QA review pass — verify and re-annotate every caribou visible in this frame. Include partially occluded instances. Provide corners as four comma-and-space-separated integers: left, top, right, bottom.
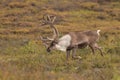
40, 15, 103, 60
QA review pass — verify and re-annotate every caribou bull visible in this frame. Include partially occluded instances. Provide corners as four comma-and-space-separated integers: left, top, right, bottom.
40, 15, 103, 60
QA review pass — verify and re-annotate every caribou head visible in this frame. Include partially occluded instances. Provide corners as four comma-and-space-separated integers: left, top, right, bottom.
40, 15, 60, 52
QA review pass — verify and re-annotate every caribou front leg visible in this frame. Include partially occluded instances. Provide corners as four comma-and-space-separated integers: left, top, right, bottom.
72, 47, 82, 59
66, 50, 71, 60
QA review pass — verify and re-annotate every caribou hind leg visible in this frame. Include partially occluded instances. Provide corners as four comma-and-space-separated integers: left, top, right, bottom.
89, 43, 103, 56
94, 43, 103, 56
89, 45, 95, 55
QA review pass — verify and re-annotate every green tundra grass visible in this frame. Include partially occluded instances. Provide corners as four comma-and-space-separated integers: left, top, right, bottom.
0, 0, 120, 80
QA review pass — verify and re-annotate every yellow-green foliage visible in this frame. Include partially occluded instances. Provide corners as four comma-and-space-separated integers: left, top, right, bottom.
0, 0, 120, 80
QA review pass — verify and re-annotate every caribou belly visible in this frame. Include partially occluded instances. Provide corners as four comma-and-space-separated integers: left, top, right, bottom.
55, 34, 71, 52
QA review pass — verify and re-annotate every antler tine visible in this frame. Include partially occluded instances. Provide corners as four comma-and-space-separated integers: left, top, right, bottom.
52, 26, 59, 39
42, 14, 56, 24
40, 36, 53, 41
47, 15, 56, 24
47, 37, 54, 41
40, 36, 46, 41
42, 14, 50, 24
47, 15, 59, 40
40, 36, 51, 48
51, 16, 56, 23
43, 14, 47, 21
47, 15, 52, 22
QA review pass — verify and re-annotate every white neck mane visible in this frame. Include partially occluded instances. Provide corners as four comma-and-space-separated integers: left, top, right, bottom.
55, 34, 71, 52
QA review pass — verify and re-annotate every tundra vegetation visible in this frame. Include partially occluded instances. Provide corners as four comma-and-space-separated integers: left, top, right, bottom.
0, 0, 120, 80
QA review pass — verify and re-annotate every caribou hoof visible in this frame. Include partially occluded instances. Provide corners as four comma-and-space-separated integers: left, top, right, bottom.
77, 56, 82, 59
72, 56, 82, 59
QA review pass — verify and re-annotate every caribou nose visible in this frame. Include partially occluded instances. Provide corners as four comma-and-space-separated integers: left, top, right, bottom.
47, 48, 51, 52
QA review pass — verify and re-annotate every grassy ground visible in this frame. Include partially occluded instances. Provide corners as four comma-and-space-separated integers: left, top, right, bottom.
0, 0, 120, 80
